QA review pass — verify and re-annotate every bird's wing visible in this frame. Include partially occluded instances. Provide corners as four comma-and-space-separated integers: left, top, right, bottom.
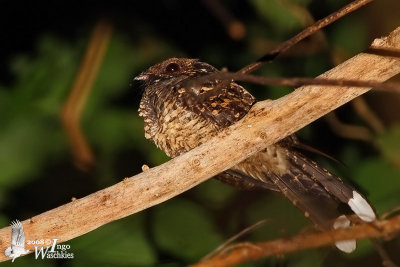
231, 146, 349, 229
10, 220, 25, 246
290, 152, 376, 222
232, 144, 376, 253
216, 170, 280, 191
4, 246, 13, 257
275, 149, 375, 252
179, 79, 256, 127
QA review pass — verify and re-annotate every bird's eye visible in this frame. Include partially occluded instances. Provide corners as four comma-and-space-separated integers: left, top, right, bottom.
165, 62, 180, 73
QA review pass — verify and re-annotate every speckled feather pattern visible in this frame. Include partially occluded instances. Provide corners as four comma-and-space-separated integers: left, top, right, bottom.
140, 81, 252, 157
136, 58, 375, 241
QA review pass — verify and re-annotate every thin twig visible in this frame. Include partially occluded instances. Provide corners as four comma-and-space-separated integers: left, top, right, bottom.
382, 206, 400, 220
184, 72, 400, 94
192, 216, 400, 267
352, 97, 385, 134
370, 239, 398, 267
61, 20, 113, 170
202, 219, 269, 260
239, 0, 373, 74
325, 112, 373, 142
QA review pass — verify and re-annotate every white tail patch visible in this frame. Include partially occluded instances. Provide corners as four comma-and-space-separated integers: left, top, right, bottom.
348, 191, 376, 222
333, 215, 356, 253
335, 240, 356, 253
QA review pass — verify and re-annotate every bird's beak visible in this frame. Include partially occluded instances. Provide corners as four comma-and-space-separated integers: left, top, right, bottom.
134, 72, 149, 81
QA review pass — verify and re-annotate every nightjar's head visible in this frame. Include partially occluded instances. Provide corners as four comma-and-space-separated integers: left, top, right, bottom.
137, 57, 256, 154
134, 58, 218, 87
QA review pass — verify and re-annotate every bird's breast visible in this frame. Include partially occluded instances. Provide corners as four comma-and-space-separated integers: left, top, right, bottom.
149, 102, 221, 158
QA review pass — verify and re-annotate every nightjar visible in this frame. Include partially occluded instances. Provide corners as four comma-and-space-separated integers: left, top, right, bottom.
135, 57, 376, 252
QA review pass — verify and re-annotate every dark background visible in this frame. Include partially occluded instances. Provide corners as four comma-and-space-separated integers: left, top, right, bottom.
1, 0, 400, 266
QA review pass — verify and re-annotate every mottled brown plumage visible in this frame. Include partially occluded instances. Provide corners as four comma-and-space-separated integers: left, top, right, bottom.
136, 58, 376, 252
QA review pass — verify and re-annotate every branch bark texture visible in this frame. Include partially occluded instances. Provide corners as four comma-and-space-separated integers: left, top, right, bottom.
0, 27, 399, 263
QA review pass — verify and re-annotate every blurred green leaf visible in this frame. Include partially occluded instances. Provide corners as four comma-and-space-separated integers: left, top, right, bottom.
153, 199, 223, 261
329, 16, 368, 54
376, 125, 400, 167
69, 216, 155, 266
246, 194, 308, 241
250, 0, 308, 35
0, 115, 66, 188
192, 179, 237, 209
0, 36, 79, 188
353, 158, 400, 214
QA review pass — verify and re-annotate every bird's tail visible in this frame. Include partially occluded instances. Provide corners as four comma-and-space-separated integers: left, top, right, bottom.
269, 150, 376, 253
